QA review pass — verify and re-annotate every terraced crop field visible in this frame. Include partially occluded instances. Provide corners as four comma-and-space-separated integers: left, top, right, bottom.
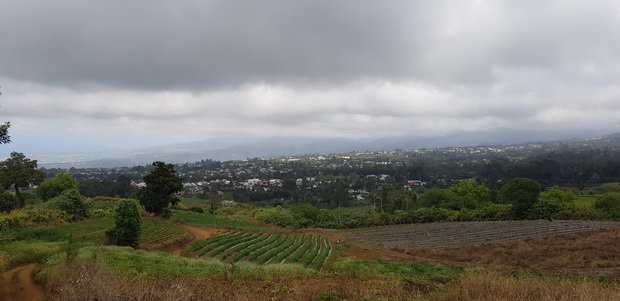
343, 220, 620, 249
189, 231, 332, 270
43, 217, 185, 244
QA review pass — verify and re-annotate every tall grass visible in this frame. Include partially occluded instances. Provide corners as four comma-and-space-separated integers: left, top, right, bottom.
442, 270, 620, 301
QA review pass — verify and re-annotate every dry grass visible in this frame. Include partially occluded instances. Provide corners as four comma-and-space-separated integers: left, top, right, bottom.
0, 251, 8, 273
409, 226, 620, 277
43, 261, 620, 301
440, 270, 620, 301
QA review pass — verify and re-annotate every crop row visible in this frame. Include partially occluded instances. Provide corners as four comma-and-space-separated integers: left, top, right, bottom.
190, 231, 331, 270
139, 218, 186, 245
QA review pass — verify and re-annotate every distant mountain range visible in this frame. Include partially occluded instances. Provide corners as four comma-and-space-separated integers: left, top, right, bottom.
35, 129, 618, 168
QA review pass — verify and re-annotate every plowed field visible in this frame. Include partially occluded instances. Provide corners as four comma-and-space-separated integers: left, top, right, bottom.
343, 220, 620, 249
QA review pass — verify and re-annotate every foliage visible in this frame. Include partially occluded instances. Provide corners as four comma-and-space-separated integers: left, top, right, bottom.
137, 161, 183, 218
43, 189, 88, 218
0, 152, 45, 208
107, 199, 142, 248
593, 192, 620, 219
0, 188, 14, 212
540, 186, 577, 203
37, 172, 79, 201
498, 178, 541, 217
0, 121, 9, 144
0, 207, 69, 231
254, 206, 300, 228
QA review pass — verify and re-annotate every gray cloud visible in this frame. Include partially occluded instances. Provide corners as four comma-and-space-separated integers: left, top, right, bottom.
1, 0, 620, 156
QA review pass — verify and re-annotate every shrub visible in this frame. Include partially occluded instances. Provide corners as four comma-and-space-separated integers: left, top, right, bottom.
44, 189, 88, 218
0, 207, 69, 230
593, 193, 620, 219
0, 190, 15, 212
106, 199, 142, 248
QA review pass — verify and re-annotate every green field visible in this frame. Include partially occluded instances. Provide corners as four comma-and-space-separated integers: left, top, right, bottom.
189, 230, 332, 270
0, 217, 185, 245
171, 209, 273, 231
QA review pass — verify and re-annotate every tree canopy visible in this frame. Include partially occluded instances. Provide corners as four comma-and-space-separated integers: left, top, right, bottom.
137, 161, 183, 218
0, 152, 45, 208
1, 91, 10, 144
498, 177, 541, 217
37, 172, 79, 201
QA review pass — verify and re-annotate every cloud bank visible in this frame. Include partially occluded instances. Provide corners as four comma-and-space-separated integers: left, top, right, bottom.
1, 0, 619, 155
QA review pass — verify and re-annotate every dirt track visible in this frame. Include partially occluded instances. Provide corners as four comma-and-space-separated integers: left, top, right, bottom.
0, 264, 45, 301
170, 224, 218, 255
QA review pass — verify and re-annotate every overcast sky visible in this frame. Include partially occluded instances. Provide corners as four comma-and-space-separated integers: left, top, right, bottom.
1, 0, 620, 157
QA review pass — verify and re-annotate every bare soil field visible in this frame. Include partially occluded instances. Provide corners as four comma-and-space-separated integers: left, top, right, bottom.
342, 220, 620, 277
343, 220, 620, 249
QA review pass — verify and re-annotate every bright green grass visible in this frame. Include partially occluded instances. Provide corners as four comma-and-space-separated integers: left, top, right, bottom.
1, 217, 186, 245
171, 209, 270, 230
44, 245, 318, 279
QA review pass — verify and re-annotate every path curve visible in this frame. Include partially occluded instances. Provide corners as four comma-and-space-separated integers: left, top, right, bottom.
0, 263, 46, 301
170, 224, 218, 255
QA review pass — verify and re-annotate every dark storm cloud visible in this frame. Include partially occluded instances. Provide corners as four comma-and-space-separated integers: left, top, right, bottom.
0, 0, 426, 91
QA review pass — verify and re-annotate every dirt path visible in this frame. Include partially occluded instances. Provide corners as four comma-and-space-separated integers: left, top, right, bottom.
169, 224, 219, 255
0, 263, 46, 301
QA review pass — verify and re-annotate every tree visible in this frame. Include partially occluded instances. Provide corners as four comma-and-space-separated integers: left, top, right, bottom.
446, 179, 492, 208
37, 172, 79, 201
498, 178, 541, 218
107, 199, 142, 248
0, 152, 45, 208
1, 89, 10, 144
539, 186, 576, 203
593, 192, 620, 219
137, 161, 183, 218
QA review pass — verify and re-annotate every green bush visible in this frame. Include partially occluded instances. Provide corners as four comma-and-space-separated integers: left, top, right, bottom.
527, 199, 577, 219
593, 193, 620, 219
107, 199, 142, 248
0, 207, 69, 230
0, 214, 24, 231
44, 189, 88, 218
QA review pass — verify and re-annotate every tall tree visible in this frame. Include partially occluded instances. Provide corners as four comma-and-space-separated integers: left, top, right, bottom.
137, 161, 183, 218
0, 152, 45, 208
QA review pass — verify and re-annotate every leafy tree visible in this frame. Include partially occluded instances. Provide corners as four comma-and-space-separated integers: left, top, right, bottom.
37, 172, 79, 201
0, 152, 45, 208
1, 90, 10, 144
0, 121, 9, 144
107, 199, 141, 248
137, 161, 183, 218
539, 186, 576, 203
593, 192, 620, 219
44, 189, 87, 218
446, 179, 492, 208
498, 178, 541, 218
